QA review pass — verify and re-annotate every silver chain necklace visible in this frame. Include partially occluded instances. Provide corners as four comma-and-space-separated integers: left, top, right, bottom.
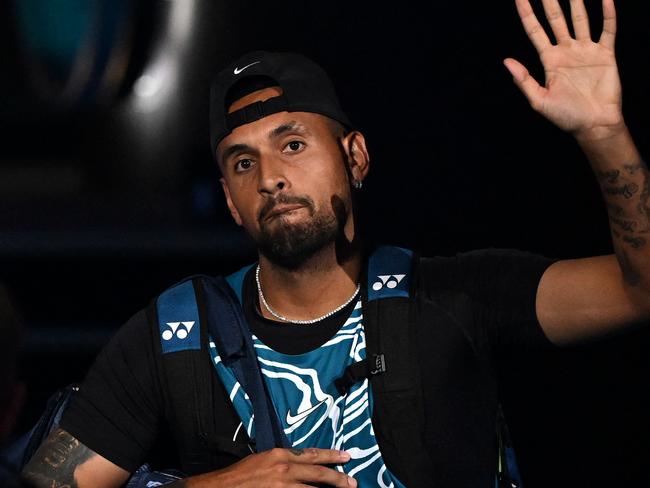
255, 264, 360, 325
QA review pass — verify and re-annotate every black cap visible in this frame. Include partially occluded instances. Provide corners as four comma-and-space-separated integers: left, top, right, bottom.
209, 50, 353, 159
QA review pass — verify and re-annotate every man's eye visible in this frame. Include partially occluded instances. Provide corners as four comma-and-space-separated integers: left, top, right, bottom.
235, 159, 254, 172
285, 140, 305, 152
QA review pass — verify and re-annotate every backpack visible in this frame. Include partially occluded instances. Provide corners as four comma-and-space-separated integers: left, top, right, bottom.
155, 245, 523, 487
4, 245, 522, 487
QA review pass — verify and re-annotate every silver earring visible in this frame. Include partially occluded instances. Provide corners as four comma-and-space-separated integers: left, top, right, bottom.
353, 180, 363, 190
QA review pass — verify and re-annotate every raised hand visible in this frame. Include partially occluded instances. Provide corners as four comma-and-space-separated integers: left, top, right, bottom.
504, 0, 624, 140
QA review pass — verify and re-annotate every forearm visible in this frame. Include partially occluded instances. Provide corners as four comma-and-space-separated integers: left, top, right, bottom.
578, 125, 650, 299
163, 447, 355, 487
22, 428, 129, 488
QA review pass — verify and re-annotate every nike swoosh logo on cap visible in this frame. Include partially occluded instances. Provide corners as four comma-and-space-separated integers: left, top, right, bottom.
233, 61, 261, 75
286, 399, 328, 426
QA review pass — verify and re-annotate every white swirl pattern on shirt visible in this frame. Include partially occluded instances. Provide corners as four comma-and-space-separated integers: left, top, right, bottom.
208, 299, 404, 488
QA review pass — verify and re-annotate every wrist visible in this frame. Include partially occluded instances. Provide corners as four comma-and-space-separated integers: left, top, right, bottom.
574, 120, 628, 144
576, 122, 642, 171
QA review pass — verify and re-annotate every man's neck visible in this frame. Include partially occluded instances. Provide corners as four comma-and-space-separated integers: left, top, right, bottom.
257, 244, 362, 323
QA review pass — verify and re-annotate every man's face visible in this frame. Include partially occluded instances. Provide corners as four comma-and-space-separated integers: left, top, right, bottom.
216, 87, 365, 270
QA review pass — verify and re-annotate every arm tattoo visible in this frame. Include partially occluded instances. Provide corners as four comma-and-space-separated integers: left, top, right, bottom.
609, 215, 637, 233
601, 161, 650, 286
624, 163, 644, 175
623, 235, 647, 249
604, 182, 639, 199
22, 428, 97, 488
637, 166, 650, 227
598, 169, 620, 183
290, 448, 305, 456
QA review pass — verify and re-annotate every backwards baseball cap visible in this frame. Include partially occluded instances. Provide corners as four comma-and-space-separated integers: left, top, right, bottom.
209, 50, 353, 159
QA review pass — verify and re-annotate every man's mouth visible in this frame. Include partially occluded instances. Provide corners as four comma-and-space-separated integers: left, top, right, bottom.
264, 204, 306, 221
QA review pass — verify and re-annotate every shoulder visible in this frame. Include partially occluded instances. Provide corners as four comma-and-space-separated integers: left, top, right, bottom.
414, 247, 558, 295
94, 274, 210, 365
153, 267, 256, 351
101, 307, 153, 353
417, 247, 554, 265
107, 276, 206, 339
416, 247, 556, 273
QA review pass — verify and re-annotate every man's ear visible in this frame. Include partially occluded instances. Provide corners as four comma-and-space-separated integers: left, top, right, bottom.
342, 130, 370, 184
220, 177, 243, 226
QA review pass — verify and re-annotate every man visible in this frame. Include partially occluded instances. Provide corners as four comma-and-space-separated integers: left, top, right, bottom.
22, 0, 650, 486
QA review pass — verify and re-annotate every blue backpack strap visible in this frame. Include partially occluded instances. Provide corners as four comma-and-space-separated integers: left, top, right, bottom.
360, 245, 435, 487
157, 275, 255, 475
364, 246, 523, 488
367, 245, 413, 301
156, 271, 288, 464
203, 271, 289, 452
155, 276, 217, 474
334, 246, 415, 396
157, 279, 201, 354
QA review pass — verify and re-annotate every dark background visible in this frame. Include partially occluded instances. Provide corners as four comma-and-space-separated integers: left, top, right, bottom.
1, 0, 649, 485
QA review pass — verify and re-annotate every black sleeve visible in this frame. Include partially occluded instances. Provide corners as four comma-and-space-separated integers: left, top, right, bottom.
417, 248, 559, 353
59, 308, 164, 472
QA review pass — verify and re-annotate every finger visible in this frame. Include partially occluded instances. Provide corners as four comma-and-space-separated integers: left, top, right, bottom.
503, 58, 547, 112
569, 0, 591, 40
599, 0, 617, 50
279, 447, 351, 465
541, 0, 572, 42
290, 464, 357, 488
515, 0, 552, 53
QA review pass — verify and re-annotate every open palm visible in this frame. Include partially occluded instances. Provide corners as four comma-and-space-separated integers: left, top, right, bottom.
505, 0, 623, 137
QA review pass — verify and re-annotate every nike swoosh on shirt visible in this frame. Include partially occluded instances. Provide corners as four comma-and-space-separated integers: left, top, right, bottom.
286, 399, 328, 426
233, 61, 261, 75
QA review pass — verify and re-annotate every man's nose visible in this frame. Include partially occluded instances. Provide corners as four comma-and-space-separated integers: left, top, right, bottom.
257, 155, 289, 195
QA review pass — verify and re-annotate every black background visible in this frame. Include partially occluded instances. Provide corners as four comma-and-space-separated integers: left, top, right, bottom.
1, 0, 650, 485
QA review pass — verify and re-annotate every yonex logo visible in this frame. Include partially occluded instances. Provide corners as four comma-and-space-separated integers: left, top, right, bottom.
161, 321, 195, 341
372, 274, 406, 291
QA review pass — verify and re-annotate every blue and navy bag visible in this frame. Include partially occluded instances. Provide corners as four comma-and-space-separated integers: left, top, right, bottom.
154, 245, 523, 487
4, 245, 523, 487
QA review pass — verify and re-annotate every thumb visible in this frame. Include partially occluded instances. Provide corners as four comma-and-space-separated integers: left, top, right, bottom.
503, 57, 546, 111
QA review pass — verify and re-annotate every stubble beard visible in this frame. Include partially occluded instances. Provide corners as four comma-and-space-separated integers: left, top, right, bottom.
256, 200, 344, 271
